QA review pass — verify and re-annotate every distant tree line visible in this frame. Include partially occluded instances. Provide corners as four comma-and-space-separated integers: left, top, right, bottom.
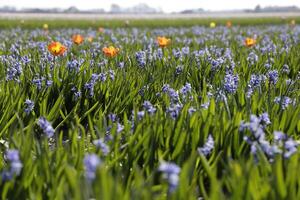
0, 4, 299, 14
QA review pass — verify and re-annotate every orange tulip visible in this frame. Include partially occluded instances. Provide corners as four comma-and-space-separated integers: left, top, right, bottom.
244, 37, 256, 47
72, 34, 84, 45
226, 21, 232, 28
102, 46, 119, 57
48, 42, 67, 56
157, 36, 171, 48
98, 27, 104, 33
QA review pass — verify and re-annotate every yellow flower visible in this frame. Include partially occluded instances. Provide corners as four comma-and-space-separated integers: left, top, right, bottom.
72, 34, 84, 45
43, 23, 48, 30
210, 22, 216, 28
157, 36, 171, 48
290, 19, 296, 27
102, 46, 119, 57
125, 20, 130, 26
244, 37, 256, 47
48, 42, 67, 56
87, 36, 93, 42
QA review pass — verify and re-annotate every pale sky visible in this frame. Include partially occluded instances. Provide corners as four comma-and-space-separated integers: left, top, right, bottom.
1, 0, 300, 12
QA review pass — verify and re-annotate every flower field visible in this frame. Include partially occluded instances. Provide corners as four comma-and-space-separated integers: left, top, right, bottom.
0, 19, 300, 199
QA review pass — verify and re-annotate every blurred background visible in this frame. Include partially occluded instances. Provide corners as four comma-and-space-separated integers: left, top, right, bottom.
0, 0, 300, 19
